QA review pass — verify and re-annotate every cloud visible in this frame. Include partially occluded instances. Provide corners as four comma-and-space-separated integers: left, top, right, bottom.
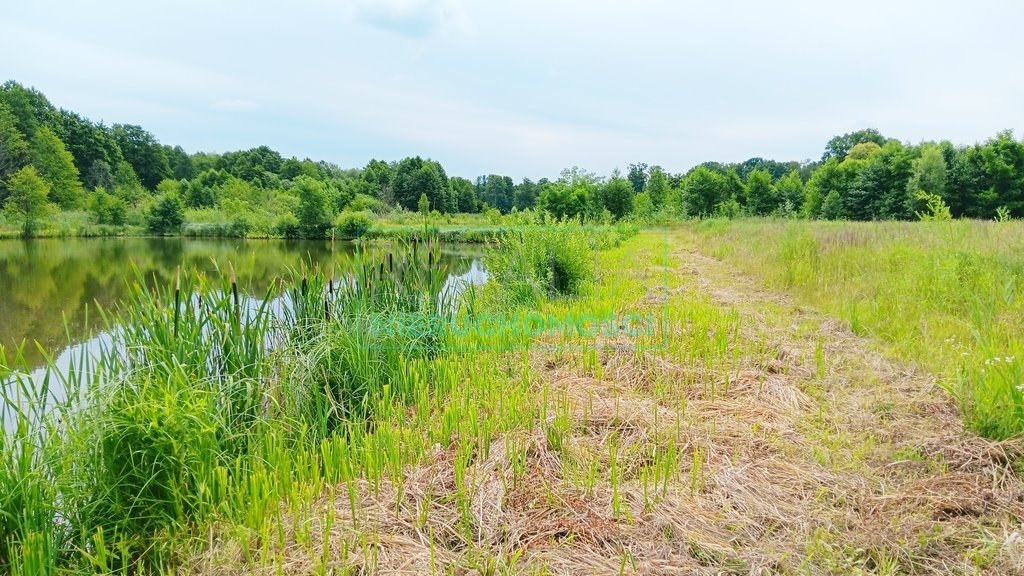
211, 99, 259, 111
350, 0, 471, 38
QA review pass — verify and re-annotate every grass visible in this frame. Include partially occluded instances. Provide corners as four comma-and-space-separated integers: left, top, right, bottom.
687, 218, 1024, 439
3, 220, 1024, 574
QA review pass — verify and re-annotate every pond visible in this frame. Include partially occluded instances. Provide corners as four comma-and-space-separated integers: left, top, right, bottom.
0, 237, 486, 374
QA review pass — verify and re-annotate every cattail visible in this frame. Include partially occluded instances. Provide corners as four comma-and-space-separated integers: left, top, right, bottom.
173, 265, 181, 338
230, 262, 240, 325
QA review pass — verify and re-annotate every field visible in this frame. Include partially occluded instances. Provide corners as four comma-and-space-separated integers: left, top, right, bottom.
3, 221, 1024, 574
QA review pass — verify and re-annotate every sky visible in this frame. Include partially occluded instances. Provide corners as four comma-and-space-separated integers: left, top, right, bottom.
2, 0, 1023, 180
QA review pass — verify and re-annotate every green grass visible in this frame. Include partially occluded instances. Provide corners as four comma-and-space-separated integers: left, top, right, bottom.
688, 218, 1024, 439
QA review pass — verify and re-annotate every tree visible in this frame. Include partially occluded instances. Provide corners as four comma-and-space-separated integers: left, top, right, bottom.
450, 176, 478, 212
820, 190, 845, 220
907, 144, 948, 211
0, 103, 29, 203
477, 174, 515, 213
743, 169, 776, 216
54, 110, 124, 184
845, 142, 882, 161
627, 162, 648, 192
361, 159, 393, 201
681, 166, 730, 217
632, 191, 655, 220
5, 165, 54, 236
293, 176, 332, 237
30, 126, 83, 208
392, 157, 452, 212
599, 171, 634, 219
147, 193, 185, 235
774, 170, 805, 214
538, 181, 589, 220
113, 160, 146, 207
0, 81, 57, 138
821, 128, 889, 162
166, 145, 195, 180
802, 158, 844, 218
646, 166, 669, 208
112, 124, 171, 189
86, 160, 115, 191
513, 178, 540, 211
979, 130, 1024, 217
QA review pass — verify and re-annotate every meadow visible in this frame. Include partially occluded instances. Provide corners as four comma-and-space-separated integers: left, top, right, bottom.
3, 220, 1024, 575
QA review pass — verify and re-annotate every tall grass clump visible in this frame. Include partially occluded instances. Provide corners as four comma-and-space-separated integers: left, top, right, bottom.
63, 266, 279, 569
1, 348, 61, 575
484, 218, 637, 306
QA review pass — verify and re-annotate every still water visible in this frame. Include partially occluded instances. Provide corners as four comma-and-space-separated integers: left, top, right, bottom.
0, 237, 486, 373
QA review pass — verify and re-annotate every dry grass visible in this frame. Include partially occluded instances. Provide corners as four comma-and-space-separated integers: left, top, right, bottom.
186, 230, 1024, 575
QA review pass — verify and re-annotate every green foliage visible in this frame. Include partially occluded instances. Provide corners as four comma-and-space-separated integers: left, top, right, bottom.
274, 211, 301, 238
820, 190, 845, 220
822, 128, 889, 161
914, 191, 952, 221
682, 166, 730, 217
451, 176, 478, 212
485, 222, 595, 305
4, 165, 53, 236
293, 176, 333, 238
112, 124, 171, 190
418, 192, 430, 216
845, 142, 882, 160
477, 174, 515, 213
393, 156, 452, 213
146, 193, 185, 235
0, 102, 29, 194
646, 165, 669, 208
627, 162, 648, 192
335, 210, 373, 238
347, 192, 387, 214
88, 187, 128, 225
774, 170, 805, 215
632, 191, 655, 220
907, 144, 947, 202
484, 207, 501, 225
599, 172, 634, 220
743, 169, 776, 216
715, 196, 743, 218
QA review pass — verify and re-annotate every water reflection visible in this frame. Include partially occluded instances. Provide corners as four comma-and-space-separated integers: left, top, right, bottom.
0, 237, 484, 371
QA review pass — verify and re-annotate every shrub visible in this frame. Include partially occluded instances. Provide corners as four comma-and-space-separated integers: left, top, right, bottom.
335, 210, 373, 239
485, 224, 595, 305
274, 212, 301, 238
146, 193, 185, 235
347, 193, 387, 214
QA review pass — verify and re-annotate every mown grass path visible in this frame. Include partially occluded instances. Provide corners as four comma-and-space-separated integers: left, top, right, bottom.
190, 230, 1024, 575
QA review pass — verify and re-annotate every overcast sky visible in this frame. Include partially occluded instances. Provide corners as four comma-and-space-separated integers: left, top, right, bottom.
3, 0, 1023, 180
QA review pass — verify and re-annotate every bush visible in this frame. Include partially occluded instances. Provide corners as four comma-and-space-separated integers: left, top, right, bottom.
335, 210, 373, 239
146, 193, 185, 235
485, 224, 595, 305
274, 212, 301, 238
347, 193, 388, 214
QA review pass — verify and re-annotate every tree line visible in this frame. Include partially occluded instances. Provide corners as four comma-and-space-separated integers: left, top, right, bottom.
2, 80, 1023, 237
